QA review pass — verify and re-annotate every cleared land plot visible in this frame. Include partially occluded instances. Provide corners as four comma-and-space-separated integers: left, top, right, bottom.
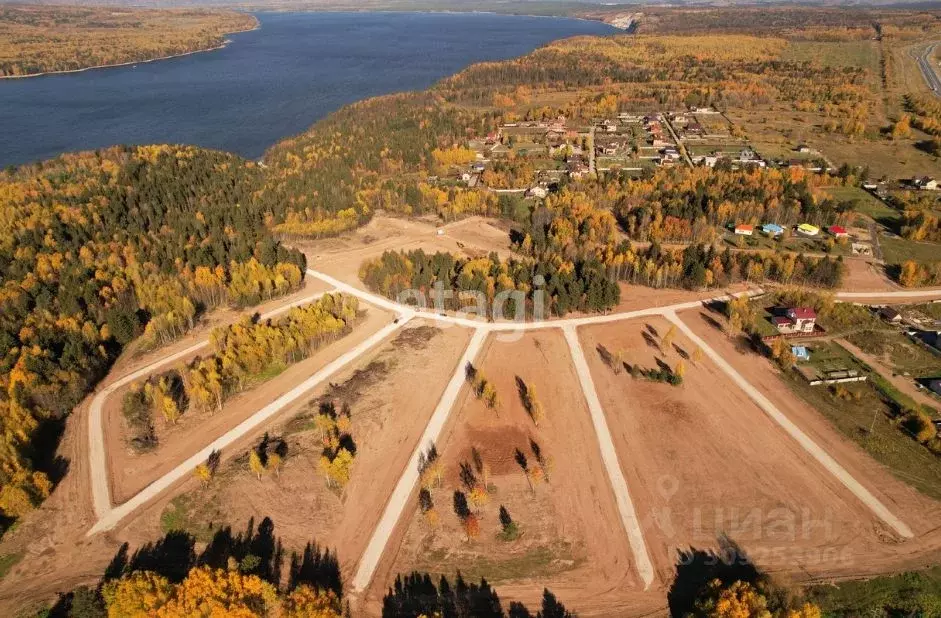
781, 40, 881, 72
845, 329, 941, 379
157, 321, 472, 577
374, 330, 640, 615
578, 317, 899, 581
105, 305, 394, 503
680, 308, 941, 529
301, 216, 516, 288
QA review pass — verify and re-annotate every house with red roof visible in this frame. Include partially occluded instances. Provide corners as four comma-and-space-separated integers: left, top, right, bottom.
773, 307, 817, 334
827, 225, 848, 238
734, 224, 754, 236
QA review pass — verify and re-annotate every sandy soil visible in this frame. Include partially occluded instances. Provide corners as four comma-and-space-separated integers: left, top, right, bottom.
577, 316, 939, 587
841, 259, 898, 293
365, 330, 658, 617
154, 322, 473, 569
0, 321, 471, 613
105, 305, 394, 504
299, 215, 517, 288
674, 309, 941, 569
613, 282, 754, 314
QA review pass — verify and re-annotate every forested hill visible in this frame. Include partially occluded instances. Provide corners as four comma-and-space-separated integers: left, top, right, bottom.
0, 5, 256, 77
0, 146, 305, 522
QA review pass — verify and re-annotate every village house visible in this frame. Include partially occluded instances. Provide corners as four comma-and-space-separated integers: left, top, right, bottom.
567, 159, 590, 178
762, 223, 784, 237
797, 223, 819, 237
827, 225, 849, 238
734, 224, 754, 236
773, 307, 817, 334
912, 176, 939, 191
526, 185, 548, 199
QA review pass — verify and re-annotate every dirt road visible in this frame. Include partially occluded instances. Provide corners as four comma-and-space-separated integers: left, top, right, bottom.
89, 315, 409, 534
563, 325, 655, 590
350, 328, 488, 593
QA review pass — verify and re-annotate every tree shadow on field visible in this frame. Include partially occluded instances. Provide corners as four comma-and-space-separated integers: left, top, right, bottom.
668, 536, 762, 616
673, 343, 689, 359
127, 530, 196, 583
198, 516, 283, 584
642, 330, 661, 351
646, 323, 660, 338
700, 311, 723, 332
595, 344, 613, 369
289, 541, 342, 596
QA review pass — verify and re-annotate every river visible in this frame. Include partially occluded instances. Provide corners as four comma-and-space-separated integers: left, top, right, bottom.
0, 11, 615, 168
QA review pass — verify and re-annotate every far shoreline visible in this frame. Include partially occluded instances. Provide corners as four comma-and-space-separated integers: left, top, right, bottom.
0, 19, 259, 81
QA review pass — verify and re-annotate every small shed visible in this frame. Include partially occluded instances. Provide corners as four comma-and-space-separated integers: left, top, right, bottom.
879, 306, 902, 323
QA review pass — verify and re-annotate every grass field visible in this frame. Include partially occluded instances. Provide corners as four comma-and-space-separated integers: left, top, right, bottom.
780, 366, 941, 501
0, 552, 21, 581
823, 186, 900, 227
781, 40, 881, 72
881, 235, 941, 265
911, 302, 941, 320
846, 329, 941, 378
805, 564, 941, 614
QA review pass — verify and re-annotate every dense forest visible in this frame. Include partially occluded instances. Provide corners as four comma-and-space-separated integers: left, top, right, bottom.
0, 146, 305, 523
0, 5, 256, 77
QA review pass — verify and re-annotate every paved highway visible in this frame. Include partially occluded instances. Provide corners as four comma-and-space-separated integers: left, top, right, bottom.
912, 42, 941, 97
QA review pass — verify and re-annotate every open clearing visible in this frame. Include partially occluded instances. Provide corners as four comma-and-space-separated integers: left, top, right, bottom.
299, 215, 518, 288
676, 310, 941, 550
105, 304, 394, 504
157, 321, 473, 576
577, 316, 932, 583
366, 330, 651, 617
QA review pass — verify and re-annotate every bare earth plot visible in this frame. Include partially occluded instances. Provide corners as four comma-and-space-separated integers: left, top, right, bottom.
156, 321, 473, 573
577, 317, 914, 584
300, 216, 515, 287
676, 309, 941, 568
105, 304, 393, 503
841, 259, 898, 293
365, 330, 653, 618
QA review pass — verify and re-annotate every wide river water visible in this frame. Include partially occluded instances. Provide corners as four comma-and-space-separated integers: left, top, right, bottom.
0, 11, 615, 168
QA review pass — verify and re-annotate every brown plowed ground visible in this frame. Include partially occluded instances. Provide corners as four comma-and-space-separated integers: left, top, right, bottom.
365, 330, 656, 618
150, 322, 472, 572
106, 305, 393, 503
0, 321, 471, 614
578, 316, 928, 587
672, 309, 941, 573
841, 259, 898, 292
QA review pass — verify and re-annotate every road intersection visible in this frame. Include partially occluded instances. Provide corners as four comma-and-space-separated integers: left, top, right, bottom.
84, 267, 941, 594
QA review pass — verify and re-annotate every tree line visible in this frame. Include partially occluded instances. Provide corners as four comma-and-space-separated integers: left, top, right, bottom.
360, 249, 620, 318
